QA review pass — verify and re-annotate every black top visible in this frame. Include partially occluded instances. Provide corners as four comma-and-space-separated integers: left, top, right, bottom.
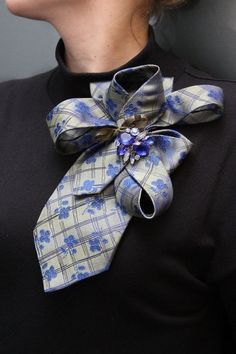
0, 24, 236, 354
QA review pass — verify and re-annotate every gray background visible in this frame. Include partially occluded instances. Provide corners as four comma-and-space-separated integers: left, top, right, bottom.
0, 0, 236, 82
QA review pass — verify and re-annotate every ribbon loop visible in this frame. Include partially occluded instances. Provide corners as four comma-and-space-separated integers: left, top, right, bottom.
47, 97, 116, 154
149, 129, 193, 173
114, 159, 173, 219
157, 85, 224, 127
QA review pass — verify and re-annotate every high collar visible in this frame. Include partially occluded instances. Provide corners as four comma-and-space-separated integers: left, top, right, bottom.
47, 25, 187, 105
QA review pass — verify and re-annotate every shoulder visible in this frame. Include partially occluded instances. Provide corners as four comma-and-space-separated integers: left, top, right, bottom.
181, 62, 236, 100
0, 69, 54, 91
0, 69, 55, 111
177, 62, 236, 132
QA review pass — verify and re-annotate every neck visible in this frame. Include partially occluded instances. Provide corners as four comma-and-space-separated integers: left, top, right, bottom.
49, 1, 150, 73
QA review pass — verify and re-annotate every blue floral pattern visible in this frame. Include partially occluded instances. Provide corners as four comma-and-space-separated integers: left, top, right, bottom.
61, 235, 78, 256
145, 151, 160, 167
106, 98, 117, 113
35, 229, 51, 250
71, 265, 90, 281
106, 163, 120, 177
42, 264, 57, 282
75, 101, 92, 115
47, 106, 60, 121
85, 155, 97, 164
54, 200, 70, 219
165, 95, 182, 113
207, 87, 223, 101
88, 232, 108, 253
80, 179, 97, 193
54, 120, 66, 136
151, 179, 168, 193
58, 176, 69, 191
123, 103, 138, 116
158, 136, 171, 152
83, 196, 105, 215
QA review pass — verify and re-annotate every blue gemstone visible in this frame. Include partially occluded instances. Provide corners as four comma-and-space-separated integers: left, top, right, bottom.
144, 136, 155, 146
117, 144, 128, 156
118, 132, 135, 146
133, 142, 150, 156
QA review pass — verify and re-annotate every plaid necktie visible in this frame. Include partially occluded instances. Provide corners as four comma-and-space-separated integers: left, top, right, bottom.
33, 64, 224, 292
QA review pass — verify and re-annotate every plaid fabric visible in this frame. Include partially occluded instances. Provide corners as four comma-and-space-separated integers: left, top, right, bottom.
33, 64, 224, 292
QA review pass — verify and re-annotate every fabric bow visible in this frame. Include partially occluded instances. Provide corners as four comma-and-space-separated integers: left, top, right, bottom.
47, 64, 223, 219
34, 64, 223, 292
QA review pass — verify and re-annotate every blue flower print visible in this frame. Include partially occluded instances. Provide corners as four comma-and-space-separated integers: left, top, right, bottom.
35, 229, 51, 250
106, 163, 119, 177
158, 136, 171, 153
151, 179, 168, 193
208, 88, 223, 101
89, 238, 101, 252
123, 177, 135, 188
80, 179, 97, 193
39, 229, 50, 243
54, 122, 63, 136
84, 196, 104, 215
55, 200, 70, 219
145, 151, 160, 167
90, 196, 104, 210
44, 265, 57, 282
124, 103, 138, 116
71, 265, 90, 281
75, 101, 92, 115
106, 98, 117, 113
61, 235, 78, 256
47, 111, 54, 121
64, 235, 78, 248
74, 272, 90, 281
85, 155, 97, 164
165, 95, 182, 113
58, 206, 70, 219
58, 175, 69, 191
47, 106, 60, 121
88, 232, 108, 253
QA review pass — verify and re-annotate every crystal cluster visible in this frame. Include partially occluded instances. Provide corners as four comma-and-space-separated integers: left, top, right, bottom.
115, 127, 154, 164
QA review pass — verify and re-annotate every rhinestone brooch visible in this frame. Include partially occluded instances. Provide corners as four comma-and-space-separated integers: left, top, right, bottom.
115, 127, 155, 164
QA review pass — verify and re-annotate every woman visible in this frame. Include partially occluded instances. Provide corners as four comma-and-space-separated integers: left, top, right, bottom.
1, 0, 236, 353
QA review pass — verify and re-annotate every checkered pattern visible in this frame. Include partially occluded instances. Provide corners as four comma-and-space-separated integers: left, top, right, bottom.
33, 64, 224, 292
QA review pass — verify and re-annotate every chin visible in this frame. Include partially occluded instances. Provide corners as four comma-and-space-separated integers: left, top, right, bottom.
5, 0, 43, 19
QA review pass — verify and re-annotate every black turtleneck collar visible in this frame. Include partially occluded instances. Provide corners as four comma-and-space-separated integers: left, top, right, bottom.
47, 24, 187, 105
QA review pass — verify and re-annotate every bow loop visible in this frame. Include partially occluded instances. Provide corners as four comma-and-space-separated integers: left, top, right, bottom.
47, 98, 116, 154
149, 129, 193, 173
157, 85, 224, 127
114, 154, 173, 219
97, 64, 166, 126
